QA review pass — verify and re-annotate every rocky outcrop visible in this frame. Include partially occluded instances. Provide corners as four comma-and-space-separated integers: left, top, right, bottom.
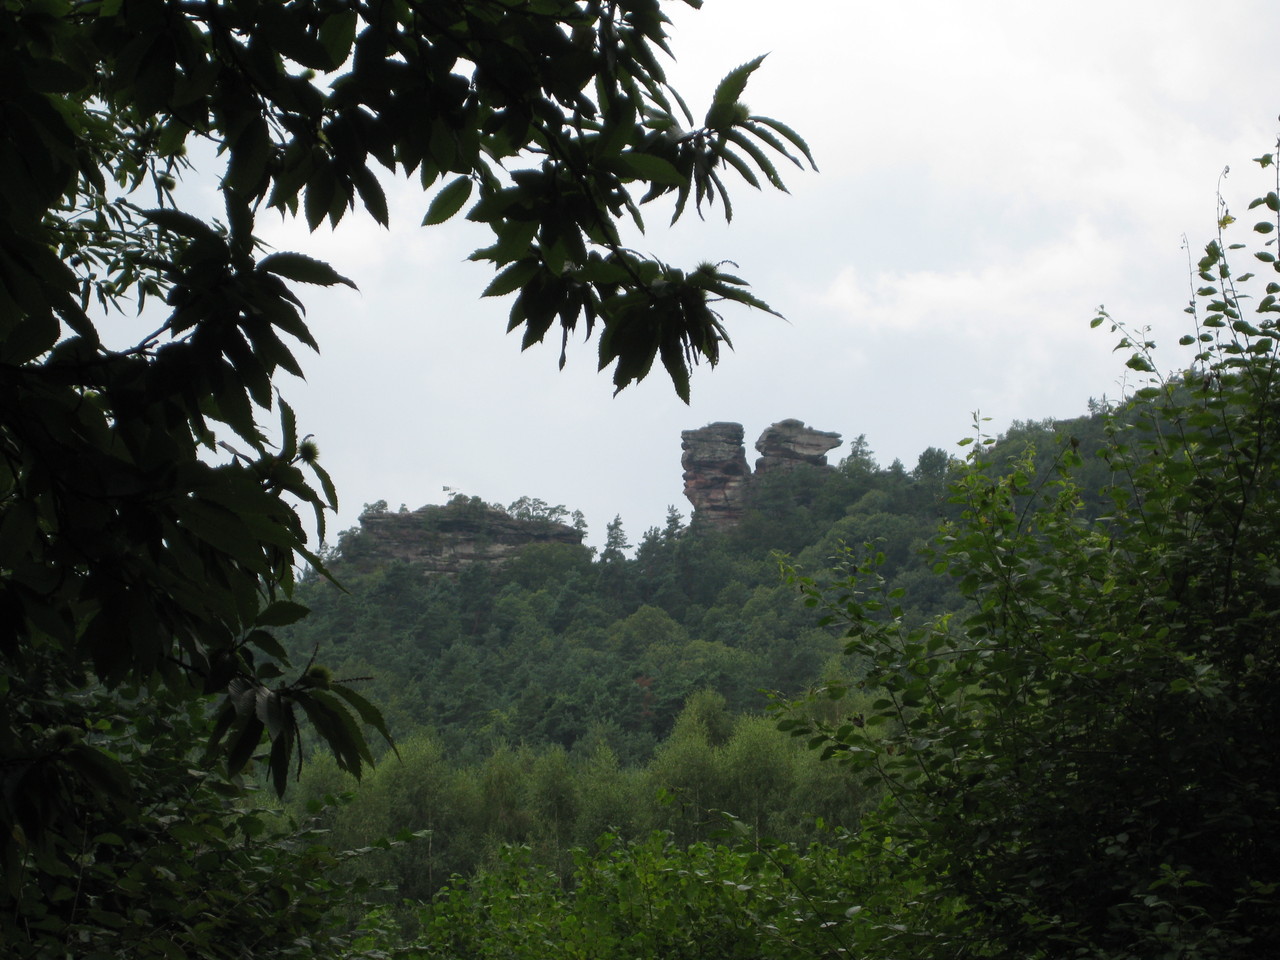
350, 419, 842, 565
683, 419, 842, 528
681, 422, 752, 527
351, 498, 582, 574
755, 419, 843, 474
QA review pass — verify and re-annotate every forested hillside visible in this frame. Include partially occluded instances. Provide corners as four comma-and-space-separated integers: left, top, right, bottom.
294, 263, 1280, 955
274, 410, 1113, 906
285, 410, 1115, 756
282, 289, 1280, 957
283, 433, 954, 758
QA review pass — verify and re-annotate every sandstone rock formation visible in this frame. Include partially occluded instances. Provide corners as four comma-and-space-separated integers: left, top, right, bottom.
351, 419, 843, 566
351, 498, 582, 574
754, 418, 843, 474
681, 422, 752, 527
682, 419, 842, 528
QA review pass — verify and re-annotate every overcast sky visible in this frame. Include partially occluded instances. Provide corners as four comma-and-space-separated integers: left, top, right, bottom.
249, 0, 1280, 550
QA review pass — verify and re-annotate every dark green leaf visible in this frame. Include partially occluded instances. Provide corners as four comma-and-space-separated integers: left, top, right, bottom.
710, 54, 766, 108
483, 260, 540, 298
258, 252, 356, 288
255, 600, 310, 628
423, 176, 474, 225
611, 151, 686, 186
750, 115, 818, 169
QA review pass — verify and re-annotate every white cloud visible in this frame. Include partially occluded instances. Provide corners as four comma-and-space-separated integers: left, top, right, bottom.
817, 218, 1126, 337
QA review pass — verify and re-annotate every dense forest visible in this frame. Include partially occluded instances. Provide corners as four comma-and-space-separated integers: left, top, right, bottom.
274, 288, 1280, 956
273, 271, 1280, 956
286, 432, 969, 762
270, 404, 1119, 920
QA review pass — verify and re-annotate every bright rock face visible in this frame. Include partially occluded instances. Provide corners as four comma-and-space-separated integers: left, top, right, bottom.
682, 419, 843, 528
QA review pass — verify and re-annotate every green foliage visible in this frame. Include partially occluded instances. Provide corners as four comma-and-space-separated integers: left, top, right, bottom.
779, 156, 1280, 956
386, 823, 930, 960
286, 700, 875, 905
0, 689, 389, 959
506, 496, 570, 525
1, 0, 807, 952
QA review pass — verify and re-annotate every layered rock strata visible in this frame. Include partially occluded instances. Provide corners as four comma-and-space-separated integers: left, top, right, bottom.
354, 500, 582, 574
755, 418, 843, 474
680, 422, 752, 527
682, 419, 842, 528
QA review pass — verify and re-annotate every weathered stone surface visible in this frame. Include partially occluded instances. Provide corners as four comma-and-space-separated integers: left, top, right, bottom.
754, 419, 842, 474
681, 422, 751, 528
681, 419, 842, 528
354, 498, 582, 574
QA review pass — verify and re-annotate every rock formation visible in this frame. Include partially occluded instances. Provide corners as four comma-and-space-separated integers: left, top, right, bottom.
350, 498, 582, 574
682, 419, 842, 528
681, 422, 752, 527
754, 418, 843, 474
351, 418, 843, 567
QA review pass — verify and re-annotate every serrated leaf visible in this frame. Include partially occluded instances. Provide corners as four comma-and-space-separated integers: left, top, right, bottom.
483, 260, 539, 298
750, 115, 818, 169
255, 600, 310, 627
660, 341, 691, 403
352, 164, 389, 227
141, 208, 219, 241
258, 252, 355, 288
206, 700, 237, 755
715, 168, 739, 220
312, 459, 338, 512
612, 151, 686, 186
710, 54, 766, 108
269, 729, 293, 797
423, 176, 474, 225
700, 279, 780, 318
330, 684, 398, 756
725, 128, 786, 191
65, 743, 134, 801
226, 116, 272, 196
245, 628, 289, 661
319, 10, 358, 68
303, 169, 335, 231
226, 712, 266, 776
298, 689, 373, 774
255, 688, 289, 739
278, 397, 298, 460
715, 146, 761, 189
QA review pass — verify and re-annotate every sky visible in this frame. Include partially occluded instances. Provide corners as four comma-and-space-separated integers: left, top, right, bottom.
246, 0, 1280, 551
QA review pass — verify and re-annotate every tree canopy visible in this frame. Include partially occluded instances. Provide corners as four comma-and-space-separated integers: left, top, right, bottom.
0, 0, 809, 954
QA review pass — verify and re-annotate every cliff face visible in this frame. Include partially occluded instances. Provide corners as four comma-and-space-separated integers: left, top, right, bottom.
682, 419, 842, 529
352, 499, 583, 574
680, 422, 752, 527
